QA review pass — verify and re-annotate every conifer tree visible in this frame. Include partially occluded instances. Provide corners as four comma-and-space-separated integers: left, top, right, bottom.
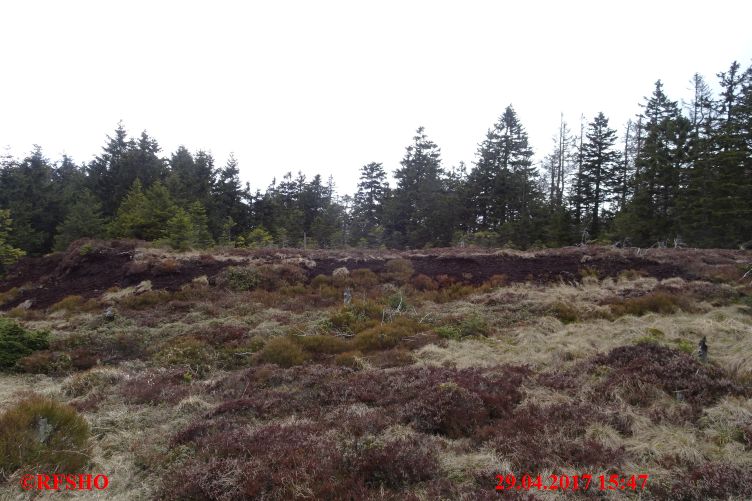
164, 208, 195, 251
54, 190, 105, 251
188, 201, 214, 248
0, 210, 25, 273
578, 112, 620, 238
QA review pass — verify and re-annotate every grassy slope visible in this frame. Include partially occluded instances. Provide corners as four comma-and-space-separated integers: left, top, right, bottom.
0, 246, 751, 500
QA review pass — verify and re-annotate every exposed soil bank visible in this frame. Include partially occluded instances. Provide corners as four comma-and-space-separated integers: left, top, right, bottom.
1, 240, 748, 310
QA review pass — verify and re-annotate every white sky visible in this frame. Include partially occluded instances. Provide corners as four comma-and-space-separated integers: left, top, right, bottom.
1, 0, 751, 195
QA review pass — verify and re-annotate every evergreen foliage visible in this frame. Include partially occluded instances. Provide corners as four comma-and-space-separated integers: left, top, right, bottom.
1, 61, 751, 254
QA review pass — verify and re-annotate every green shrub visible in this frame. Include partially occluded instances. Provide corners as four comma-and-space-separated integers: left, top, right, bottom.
216, 266, 261, 291
0, 395, 90, 481
259, 337, 307, 367
0, 318, 49, 371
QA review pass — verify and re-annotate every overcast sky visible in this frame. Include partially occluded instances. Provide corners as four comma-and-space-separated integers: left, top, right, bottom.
1, 1, 751, 194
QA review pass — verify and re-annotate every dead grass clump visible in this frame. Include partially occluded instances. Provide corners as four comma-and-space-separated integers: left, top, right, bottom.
592, 343, 746, 413
0, 395, 90, 481
610, 291, 692, 317
63, 368, 122, 398
421, 283, 490, 303
550, 301, 580, 324
335, 351, 363, 368
258, 336, 307, 367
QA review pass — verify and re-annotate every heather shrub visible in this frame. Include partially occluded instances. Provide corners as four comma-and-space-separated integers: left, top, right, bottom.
483, 403, 624, 472
409, 381, 488, 437
350, 268, 379, 287
121, 369, 190, 405
352, 436, 438, 488
258, 336, 307, 367
0, 318, 49, 371
0, 395, 90, 481
658, 462, 752, 500
591, 343, 745, 413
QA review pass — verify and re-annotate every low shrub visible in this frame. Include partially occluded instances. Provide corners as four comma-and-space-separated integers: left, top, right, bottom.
591, 343, 746, 413
382, 258, 414, 284
350, 268, 379, 288
50, 295, 100, 313
352, 436, 438, 488
657, 462, 752, 500
353, 317, 423, 352
410, 381, 488, 437
119, 290, 172, 309
0, 395, 90, 481
0, 318, 49, 371
325, 301, 382, 335
215, 266, 260, 291
295, 335, 350, 355
334, 351, 362, 368
121, 369, 191, 405
610, 291, 692, 317
154, 337, 215, 377
16, 351, 72, 375
258, 337, 307, 367
411, 273, 438, 291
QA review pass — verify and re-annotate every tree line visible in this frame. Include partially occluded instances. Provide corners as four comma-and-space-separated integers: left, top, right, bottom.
1, 60, 750, 261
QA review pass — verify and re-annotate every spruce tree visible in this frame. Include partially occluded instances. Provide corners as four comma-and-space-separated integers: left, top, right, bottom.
0, 210, 25, 273
578, 112, 620, 238
53, 190, 105, 251
164, 208, 196, 251
188, 201, 214, 248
